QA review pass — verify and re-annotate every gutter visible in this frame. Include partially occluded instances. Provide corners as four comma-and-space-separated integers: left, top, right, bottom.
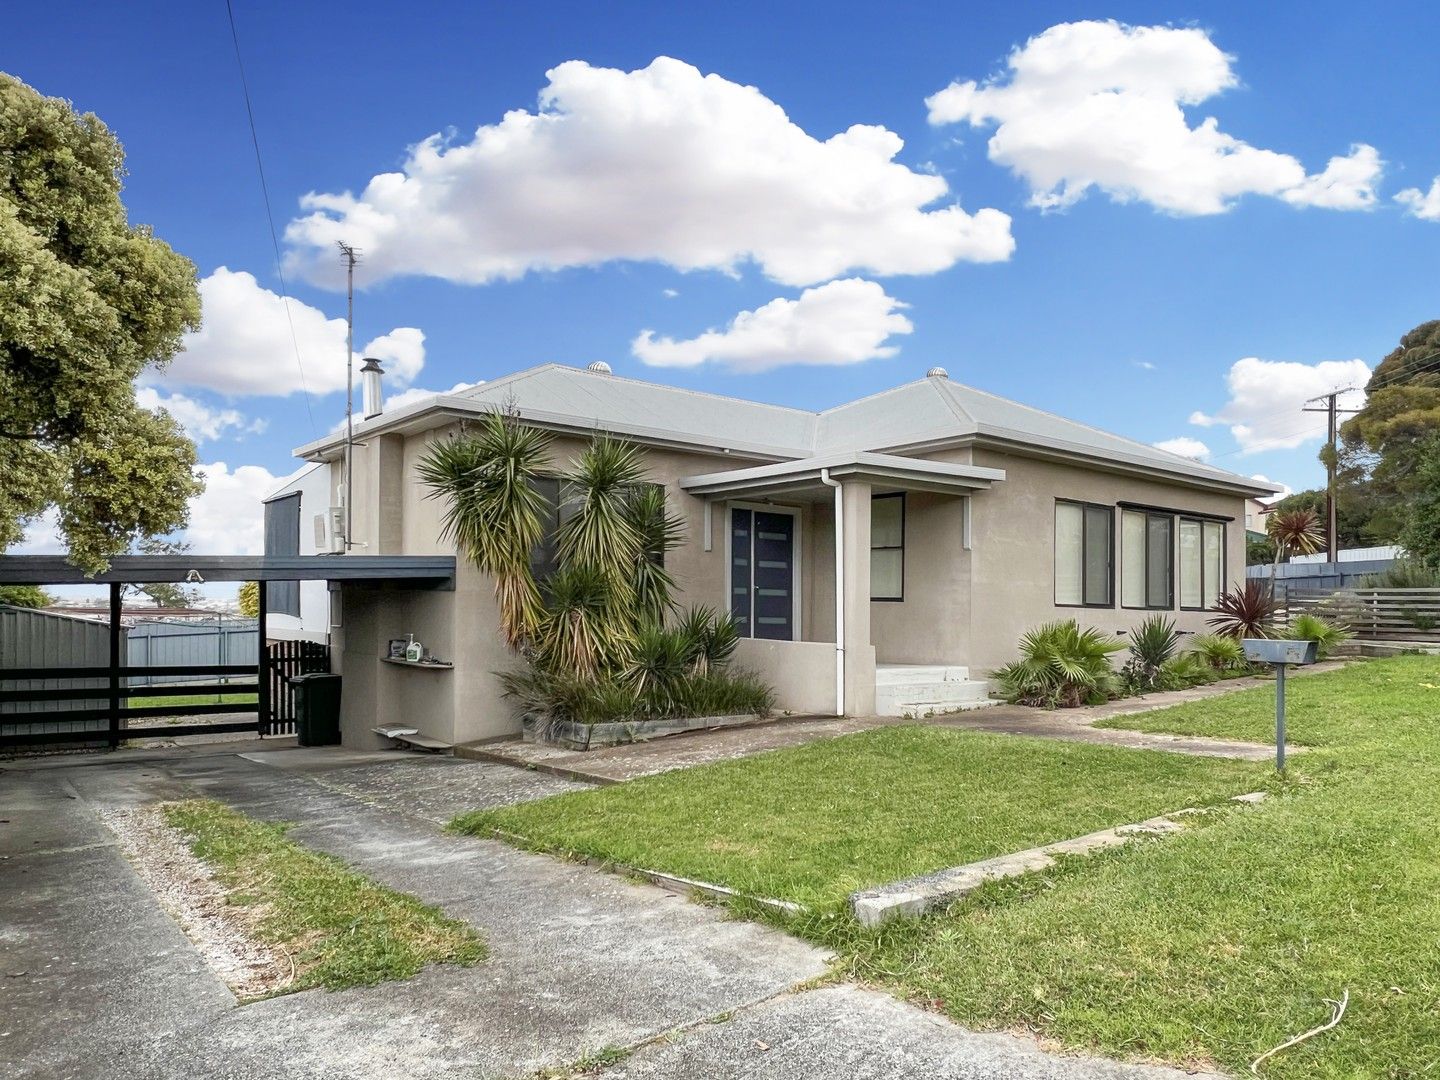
820, 468, 844, 717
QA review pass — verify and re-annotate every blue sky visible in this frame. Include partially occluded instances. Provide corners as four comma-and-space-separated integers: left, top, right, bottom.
8, 1, 1440, 560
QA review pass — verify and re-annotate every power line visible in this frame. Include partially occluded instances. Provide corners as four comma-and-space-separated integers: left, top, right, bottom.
224, 0, 317, 435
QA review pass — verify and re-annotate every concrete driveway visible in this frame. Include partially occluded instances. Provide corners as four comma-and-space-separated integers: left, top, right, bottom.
0, 745, 1219, 1079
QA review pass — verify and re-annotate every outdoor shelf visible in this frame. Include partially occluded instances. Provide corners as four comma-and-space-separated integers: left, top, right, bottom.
381, 657, 454, 670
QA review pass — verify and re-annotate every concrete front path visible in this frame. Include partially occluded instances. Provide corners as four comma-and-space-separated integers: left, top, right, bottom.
0, 746, 1219, 1080
463, 664, 1343, 783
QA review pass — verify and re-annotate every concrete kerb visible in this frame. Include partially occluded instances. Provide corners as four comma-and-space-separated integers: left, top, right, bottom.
850, 791, 1270, 928
478, 825, 805, 917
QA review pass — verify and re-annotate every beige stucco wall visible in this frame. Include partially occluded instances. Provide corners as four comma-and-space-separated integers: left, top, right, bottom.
868, 490, 972, 666
733, 637, 840, 715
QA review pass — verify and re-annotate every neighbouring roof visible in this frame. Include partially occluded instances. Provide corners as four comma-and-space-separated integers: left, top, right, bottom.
292, 363, 1278, 498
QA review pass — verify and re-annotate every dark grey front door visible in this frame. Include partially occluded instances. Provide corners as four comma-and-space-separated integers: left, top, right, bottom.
730, 508, 795, 641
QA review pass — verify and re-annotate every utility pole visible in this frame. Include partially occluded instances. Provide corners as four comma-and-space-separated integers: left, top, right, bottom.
337, 242, 361, 551
1303, 388, 1361, 562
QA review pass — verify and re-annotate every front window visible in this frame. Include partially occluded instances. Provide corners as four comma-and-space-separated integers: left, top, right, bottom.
870, 493, 905, 601
1055, 501, 1113, 607
1180, 518, 1225, 609
1122, 510, 1174, 609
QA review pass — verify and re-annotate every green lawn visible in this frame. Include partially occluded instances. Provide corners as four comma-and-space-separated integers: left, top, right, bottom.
838, 657, 1440, 1077
453, 725, 1261, 909
165, 799, 484, 995
128, 691, 258, 708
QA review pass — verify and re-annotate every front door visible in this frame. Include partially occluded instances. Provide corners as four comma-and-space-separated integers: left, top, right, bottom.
730, 507, 796, 640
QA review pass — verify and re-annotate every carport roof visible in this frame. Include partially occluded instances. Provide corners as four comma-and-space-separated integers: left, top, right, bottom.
0, 554, 456, 587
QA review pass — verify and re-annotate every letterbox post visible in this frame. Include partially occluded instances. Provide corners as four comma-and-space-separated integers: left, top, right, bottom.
1274, 661, 1286, 773
1242, 639, 1317, 776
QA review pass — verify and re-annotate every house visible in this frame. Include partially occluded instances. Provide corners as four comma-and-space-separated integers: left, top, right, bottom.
286, 363, 1278, 748
261, 462, 334, 643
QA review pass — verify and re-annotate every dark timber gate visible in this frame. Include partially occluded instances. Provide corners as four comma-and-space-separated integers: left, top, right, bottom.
264, 639, 331, 736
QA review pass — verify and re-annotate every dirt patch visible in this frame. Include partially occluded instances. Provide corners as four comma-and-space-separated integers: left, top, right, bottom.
98, 804, 293, 999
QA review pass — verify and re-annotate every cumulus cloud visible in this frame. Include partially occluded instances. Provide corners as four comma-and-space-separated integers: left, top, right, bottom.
1396, 176, 1440, 221
158, 268, 426, 397
1250, 474, 1292, 503
631, 279, 913, 372
926, 21, 1382, 216
182, 461, 284, 556
284, 57, 1014, 289
1153, 436, 1211, 460
135, 387, 263, 442
1189, 356, 1371, 453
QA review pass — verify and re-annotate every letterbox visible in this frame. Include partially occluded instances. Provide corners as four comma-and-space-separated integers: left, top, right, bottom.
1241, 638, 1318, 666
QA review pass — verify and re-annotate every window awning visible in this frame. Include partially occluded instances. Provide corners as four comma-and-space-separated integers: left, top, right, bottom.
679, 451, 1004, 500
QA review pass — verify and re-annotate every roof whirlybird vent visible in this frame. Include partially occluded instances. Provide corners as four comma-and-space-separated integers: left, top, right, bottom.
587, 361, 613, 374
926, 366, 949, 379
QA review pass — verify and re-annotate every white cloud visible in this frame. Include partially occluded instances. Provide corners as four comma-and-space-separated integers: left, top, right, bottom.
284, 56, 1014, 289
662, 288, 679, 299
182, 461, 283, 556
1189, 356, 1371, 453
6, 509, 64, 555
158, 268, 426, 397
1134, 360, 1157, 371
1396, 176, 1440, 221
1250, 474, 1292, 503
135, 387, 263, 442
631, 279, 913, 372
926, 21, 1381, 216
1153, 436, 1211, 459
1281, 144, 1383, 209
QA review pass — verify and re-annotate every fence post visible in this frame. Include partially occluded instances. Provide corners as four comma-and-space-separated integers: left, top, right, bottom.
107, 583, 121, 749
257, 583, 269, 736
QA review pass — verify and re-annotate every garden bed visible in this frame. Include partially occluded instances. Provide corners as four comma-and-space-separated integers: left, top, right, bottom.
522, 710, 765, 750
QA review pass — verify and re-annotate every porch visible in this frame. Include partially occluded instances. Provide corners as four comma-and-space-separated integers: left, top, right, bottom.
680, 450, 1005, 716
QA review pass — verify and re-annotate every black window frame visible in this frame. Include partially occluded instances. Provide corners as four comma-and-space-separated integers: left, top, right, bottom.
870, 492, 906, 602
1121, 509, 1175, 611
1054, 499, 1114, 609
1178, 517, 1226, 612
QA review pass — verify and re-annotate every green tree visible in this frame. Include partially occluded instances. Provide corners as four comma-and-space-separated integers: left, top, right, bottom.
0, 584, 51, 607
237, 580, 259, 618
1338, 320, 1440, 543
1398, 435, 1440, 568
1, 74, 203, 573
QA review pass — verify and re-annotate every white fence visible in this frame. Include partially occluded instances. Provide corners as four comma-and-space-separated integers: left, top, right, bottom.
1278, 588, 1440, 642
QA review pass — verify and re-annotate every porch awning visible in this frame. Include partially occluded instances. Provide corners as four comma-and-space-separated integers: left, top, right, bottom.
679, 451, 1005, 500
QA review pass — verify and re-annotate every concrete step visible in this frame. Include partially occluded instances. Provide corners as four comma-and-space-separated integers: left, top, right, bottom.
875, 664, 971, 685
874, 677, 994, 718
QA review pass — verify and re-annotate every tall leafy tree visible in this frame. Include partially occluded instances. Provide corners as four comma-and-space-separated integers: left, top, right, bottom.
1338, 320, 1440, 542
1, 74, 202, 572
0, 584, 51, 608
1398, 435, 1440, 568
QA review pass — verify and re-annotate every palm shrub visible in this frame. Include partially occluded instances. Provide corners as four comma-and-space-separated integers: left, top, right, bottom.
1158, 651, 1215, 690
1120, 615, 1181, 692
1189, 632, 1247, 671
1208, 580, 1278, 639
417, 411, 551, 647
674, 604, 740, 674
992, 620, 1125, 708
1289, 613, 1353, 660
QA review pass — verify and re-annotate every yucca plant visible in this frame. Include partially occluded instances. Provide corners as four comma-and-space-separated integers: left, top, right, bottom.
534, 563, 625, 679
558, 435, 647, 598
1289, 613, 1353, 660
1121, 615, 1181, 692
417, 411, 551, 647
1189, 632, 1247, 671
627, 484, 687, 625
1208, 580, 1278, 639
623, 624, 691, 710
1267, 508, 1326, 576
674, 604, 740, 675
992, 620, 1125, 708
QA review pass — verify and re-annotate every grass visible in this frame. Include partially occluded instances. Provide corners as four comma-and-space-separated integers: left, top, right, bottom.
833, 656, 1440, 1077
163, 799, 485, 994
128, 691, 257, 708
452, 725, 1262, 910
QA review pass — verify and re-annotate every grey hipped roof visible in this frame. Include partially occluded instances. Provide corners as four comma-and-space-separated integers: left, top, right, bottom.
293, 363, 1277, 497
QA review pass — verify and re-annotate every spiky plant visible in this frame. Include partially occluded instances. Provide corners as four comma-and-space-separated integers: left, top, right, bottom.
558, 436, 647, 598
1189, 632, 1247, 671
1208, 580, 1278, 639
627, 484, 687, 625
624, 624, 691, 710
534, 564, 621, 679
1289, 613, 1353, 660
1121, 615, 1182, 692
991, 620, 1125, 708
1267, 508, 1326, 573
674, 604, 740, 675
417, 412, 552, 648
1158, 651, 1214, 690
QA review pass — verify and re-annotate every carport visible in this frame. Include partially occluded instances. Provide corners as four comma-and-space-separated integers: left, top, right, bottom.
0, 554, 454, 749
